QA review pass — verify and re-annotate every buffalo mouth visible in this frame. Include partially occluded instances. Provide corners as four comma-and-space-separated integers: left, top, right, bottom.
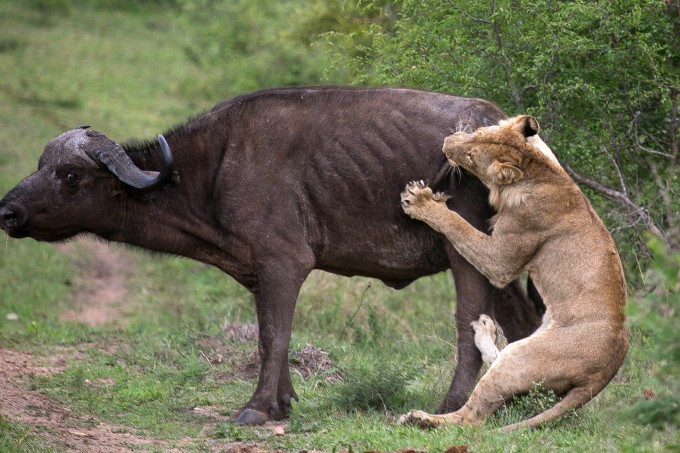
0, 220, 37, 240
1, 225, 31, 239
0, 217, 77, 242
9, 226, 78, 242
0, 202, 80, 242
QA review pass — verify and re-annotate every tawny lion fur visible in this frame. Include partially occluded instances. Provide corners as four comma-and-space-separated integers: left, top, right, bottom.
399, 115, 628, 431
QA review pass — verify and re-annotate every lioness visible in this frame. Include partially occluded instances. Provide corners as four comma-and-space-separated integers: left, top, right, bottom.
398, 115, 628, 431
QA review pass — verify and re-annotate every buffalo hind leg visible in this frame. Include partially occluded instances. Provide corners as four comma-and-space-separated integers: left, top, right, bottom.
234, 255, 312, 425
493, 279, 542, 343
438, 246, 493, 414
438, 251, 539, 413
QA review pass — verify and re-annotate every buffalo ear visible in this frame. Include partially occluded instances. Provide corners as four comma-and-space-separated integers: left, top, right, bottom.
506, 115, 539, 138
490, 161, 523, 185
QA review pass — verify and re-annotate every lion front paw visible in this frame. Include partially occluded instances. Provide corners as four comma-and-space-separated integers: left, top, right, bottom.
400, 180, 449, 220
398, 409, 443, 429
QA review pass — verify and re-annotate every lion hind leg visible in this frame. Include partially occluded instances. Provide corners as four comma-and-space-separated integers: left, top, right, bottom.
499, 385, 596, 432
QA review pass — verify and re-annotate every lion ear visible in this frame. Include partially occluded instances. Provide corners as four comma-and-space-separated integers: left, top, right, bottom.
505, 115, 539, 138
490, 161, 524, 185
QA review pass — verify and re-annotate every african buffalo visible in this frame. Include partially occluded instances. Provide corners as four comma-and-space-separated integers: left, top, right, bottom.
0, 86, 542, 425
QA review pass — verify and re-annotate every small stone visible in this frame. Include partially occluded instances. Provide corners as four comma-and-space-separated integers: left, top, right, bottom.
6, 313, 18, 321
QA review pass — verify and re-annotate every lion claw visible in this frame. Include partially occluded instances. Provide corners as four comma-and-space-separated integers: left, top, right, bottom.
398, 409, 441, 429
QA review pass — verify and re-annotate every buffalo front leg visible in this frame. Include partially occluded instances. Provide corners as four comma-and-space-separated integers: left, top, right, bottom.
234, 257, 312, 425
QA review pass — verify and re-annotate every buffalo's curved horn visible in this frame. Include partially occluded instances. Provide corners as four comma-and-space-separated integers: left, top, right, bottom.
88, 134, 174, 191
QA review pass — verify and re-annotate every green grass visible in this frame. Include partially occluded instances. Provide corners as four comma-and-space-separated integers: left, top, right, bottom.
0, 414, 60, 453
0, 1, 678, 451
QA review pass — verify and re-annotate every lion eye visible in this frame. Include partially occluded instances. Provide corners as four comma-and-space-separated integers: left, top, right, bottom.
467, 152, 474, 163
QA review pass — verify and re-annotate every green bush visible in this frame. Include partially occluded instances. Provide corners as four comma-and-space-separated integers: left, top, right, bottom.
174, 0, 335, 98
318, 0, 680, 272
626, 239, 680, 432
492, 381, 559, 428
332, 357, 417, 413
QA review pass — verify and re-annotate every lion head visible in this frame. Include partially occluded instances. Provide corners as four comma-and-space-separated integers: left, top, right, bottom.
442, 115, 562, 188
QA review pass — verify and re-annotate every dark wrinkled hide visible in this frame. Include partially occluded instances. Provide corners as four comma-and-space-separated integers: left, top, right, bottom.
0, 87, 542, 424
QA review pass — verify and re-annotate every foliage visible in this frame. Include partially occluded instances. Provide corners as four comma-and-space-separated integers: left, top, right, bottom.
626, 238, 680, 434
26, 0, 180, 13
297, 0, 401, 81
491, 381, 560, 428
320, 0, 680, 270
331, 356, 417, 412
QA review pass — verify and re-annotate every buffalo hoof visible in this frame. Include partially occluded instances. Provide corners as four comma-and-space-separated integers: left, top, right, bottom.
233, 408, 269, 426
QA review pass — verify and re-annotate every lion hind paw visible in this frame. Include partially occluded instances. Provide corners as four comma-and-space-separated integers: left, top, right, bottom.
472, 314, 500, 365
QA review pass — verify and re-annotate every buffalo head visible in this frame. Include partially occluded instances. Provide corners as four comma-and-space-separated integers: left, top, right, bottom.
0, 127, 174, 241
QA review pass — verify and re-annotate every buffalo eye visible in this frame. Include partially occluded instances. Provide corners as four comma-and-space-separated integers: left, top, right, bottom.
65, 172, 79, 187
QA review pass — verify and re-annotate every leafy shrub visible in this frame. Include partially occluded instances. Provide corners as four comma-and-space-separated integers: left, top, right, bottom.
492, 381, 559, 427
332, 357, 417, 413
625, 239, 680, 431
317, 0, 680, 273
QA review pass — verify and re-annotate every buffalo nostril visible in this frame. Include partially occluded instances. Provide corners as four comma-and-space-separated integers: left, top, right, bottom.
0, 205, 22, 228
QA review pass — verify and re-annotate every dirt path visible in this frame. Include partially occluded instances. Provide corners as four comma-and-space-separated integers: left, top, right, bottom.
57, 237, 133, 327
0, 239, 449, 452
0, 347, 283, 452
0, 238, 295, 452
0, 238, 170, 451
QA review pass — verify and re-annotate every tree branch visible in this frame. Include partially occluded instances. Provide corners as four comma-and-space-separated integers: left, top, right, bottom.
454, 2, 492, 23
629, 110, 676, 160
562, 162, 666, 240
600, 146, 627, 196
